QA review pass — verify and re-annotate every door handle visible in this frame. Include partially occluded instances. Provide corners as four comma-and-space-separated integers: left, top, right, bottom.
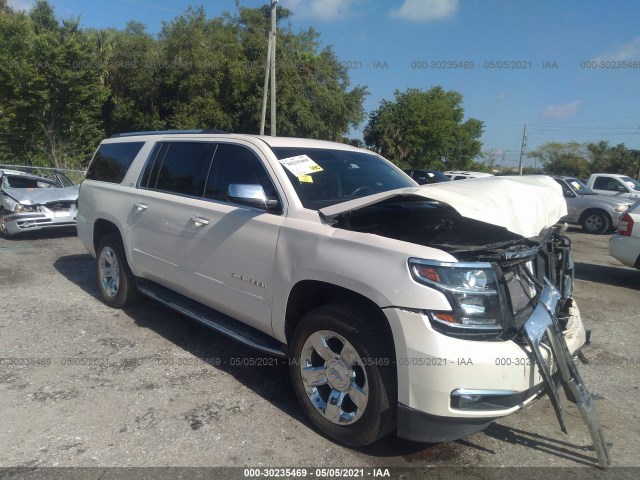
190, 215, 210, 226
135, 203, 149, 211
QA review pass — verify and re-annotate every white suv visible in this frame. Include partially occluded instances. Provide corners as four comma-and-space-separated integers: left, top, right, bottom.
77, 130, 608, 462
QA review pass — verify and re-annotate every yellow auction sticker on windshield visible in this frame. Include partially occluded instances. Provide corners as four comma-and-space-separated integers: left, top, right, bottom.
279, 155, 323, 176
298, 175, 313, 183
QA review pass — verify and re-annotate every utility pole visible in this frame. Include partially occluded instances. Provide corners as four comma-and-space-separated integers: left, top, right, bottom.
259, 25, 272, 136
518, 124, 528, 175
500, 151, 506, 173
270, 0, 277, 136
259, 1, 277, 136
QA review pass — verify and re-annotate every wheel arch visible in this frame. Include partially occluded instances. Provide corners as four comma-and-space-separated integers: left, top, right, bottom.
284, 280, 396, 359
578, 207, 611, 225
93, 219, 123, 253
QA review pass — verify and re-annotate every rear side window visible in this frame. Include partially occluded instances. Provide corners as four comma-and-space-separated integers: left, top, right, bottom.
86, 142, 145, 183
141, 142, 217, 196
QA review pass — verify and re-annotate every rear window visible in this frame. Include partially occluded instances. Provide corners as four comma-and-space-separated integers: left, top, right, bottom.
86, 142, 145, 183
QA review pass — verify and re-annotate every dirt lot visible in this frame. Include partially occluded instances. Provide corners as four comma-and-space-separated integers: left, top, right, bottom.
0, 227, 638, 473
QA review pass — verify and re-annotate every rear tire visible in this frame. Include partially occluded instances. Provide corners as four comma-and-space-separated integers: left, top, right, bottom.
581, 210, 610, 234
289, 302, 397, 447
96, 233, 142, 308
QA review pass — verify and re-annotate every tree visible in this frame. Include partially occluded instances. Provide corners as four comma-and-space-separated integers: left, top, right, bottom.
0, 1, 107, 168
527, 142, 590, 178
203, 4, 367, 139
364, 87, 483, 170
0, 1, 368, 168
528, 141, 639, 179
586, 141, 638, 177
96, 22, 164, 134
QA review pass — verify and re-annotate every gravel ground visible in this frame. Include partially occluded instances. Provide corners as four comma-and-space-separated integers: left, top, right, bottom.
0, 227, 638, 474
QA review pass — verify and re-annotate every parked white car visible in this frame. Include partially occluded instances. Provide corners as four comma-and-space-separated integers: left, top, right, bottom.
609, 200, 640, 269
587, 173, 640, 200
553, 176, 632, 234
76, 131, 608, 464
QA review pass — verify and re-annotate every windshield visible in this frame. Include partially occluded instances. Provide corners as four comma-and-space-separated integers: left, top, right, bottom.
620, 176, 640, 191
272, 147, 414, 209
566, 178, 595, 195
429, 171, 450, 183
4, 175, 56, 189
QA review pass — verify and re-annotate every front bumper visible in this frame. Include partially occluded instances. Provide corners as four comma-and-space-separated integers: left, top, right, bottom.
1, 208, 77, 235
385, 291, 585, 425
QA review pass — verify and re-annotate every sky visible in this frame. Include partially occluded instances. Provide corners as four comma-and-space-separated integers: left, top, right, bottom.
9, 0, 640, 169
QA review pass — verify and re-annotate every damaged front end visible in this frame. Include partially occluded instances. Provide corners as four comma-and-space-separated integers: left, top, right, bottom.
1, 200, 78, 236
321, 182, 610, 467
1, 185, 78, 236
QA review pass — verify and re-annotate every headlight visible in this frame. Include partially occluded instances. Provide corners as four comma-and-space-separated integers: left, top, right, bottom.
14, 204, 35, 213
408, 258, 506, 335
615, 204, 630, 213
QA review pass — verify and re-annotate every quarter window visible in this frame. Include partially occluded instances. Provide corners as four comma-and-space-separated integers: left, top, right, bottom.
86, 142, 145, 183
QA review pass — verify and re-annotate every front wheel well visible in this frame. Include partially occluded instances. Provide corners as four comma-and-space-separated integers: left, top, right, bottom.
578, 208, 610, 224
284, 281, 395, 355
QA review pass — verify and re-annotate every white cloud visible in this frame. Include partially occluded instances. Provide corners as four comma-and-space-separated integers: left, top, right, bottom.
593, 36, 640, 62
496, 92, 509, 101
280, 0, 359, 21
7, 0, 35, 10
389, 0, 459, 22
543, 100, 583, 119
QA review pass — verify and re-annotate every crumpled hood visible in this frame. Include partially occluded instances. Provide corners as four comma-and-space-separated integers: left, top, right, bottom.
320, 175, 567, 239
4, 185, 79, 205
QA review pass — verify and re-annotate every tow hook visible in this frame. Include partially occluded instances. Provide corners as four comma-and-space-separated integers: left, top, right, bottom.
521, 283, 611, 468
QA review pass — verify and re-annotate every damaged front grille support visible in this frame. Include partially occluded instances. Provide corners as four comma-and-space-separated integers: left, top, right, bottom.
522, 281, 611, 468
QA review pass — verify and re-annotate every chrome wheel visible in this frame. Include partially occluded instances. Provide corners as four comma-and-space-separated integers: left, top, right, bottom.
98, 246, 120, 298
300, 330, 368, 425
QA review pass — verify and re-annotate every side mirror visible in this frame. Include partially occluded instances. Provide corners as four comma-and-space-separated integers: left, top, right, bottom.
563, 189, 576, 198
616, 184, 628, 193
227, 184, 279, 211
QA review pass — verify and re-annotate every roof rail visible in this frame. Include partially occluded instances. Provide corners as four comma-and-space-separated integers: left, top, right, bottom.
109, 128, 227, 138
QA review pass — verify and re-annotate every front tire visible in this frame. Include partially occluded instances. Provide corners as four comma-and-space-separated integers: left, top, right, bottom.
289, 302, 397, 447
96, 233, 142, 308
581, 210, 611, 234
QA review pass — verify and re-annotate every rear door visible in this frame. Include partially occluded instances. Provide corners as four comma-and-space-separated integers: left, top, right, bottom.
129, 141, 216, 292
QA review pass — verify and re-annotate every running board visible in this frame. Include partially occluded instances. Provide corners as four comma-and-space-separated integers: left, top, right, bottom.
136, 280, 286, 358
522, 281, 611, 468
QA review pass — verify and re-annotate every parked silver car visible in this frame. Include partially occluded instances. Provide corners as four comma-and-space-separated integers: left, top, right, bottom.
552, 176, 632, 234
0, 168, 79, 236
